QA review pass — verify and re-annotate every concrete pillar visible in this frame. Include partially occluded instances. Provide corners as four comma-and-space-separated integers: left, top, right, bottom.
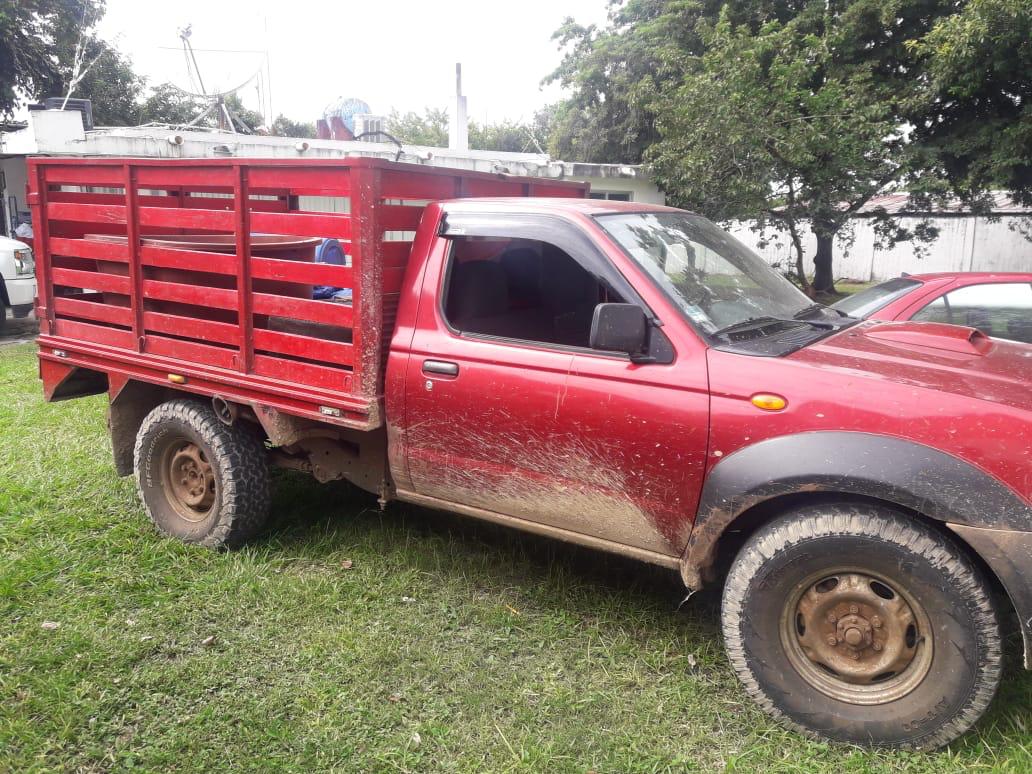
449, 63, 468, 151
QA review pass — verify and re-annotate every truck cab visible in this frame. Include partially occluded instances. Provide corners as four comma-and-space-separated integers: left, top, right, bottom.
29, 158, 1031, 751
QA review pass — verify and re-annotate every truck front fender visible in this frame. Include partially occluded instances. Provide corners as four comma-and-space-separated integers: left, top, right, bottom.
683, 431, 1032, 663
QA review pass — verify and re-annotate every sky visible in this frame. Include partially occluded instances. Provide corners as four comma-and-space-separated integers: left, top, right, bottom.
94, 0, 613, 127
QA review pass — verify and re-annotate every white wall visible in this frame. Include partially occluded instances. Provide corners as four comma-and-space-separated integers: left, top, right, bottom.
728, 215, 1032, 281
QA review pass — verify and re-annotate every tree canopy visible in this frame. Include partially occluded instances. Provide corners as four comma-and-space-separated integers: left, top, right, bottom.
1, 0, 310, 133
550, 0, 1032, 292
0, 0, 106, 117
387, 107, 556, 154
907, 0, 1032, 209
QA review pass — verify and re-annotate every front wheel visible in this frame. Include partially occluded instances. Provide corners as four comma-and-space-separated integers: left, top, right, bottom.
133, 399, 270, 547
721, 503, 1002, 750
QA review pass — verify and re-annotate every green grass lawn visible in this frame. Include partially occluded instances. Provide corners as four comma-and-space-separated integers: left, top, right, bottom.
1, 342, 1030, 773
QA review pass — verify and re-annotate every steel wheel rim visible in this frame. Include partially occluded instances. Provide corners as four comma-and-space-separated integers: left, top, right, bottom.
779, 566, 934, 705
162, 440, 216, 523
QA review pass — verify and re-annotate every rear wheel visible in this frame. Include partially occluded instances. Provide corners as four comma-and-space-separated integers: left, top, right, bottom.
133, 399, 269, 547
721, 503, 1002, 749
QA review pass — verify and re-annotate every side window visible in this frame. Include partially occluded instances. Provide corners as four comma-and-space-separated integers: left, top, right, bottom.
912, 283, 1032, 343
442, 236, 625, 349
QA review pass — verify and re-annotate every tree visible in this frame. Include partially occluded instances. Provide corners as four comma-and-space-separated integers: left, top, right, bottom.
0, 0, 105, 117
139, 82, 205, 125
908, 0, 1032, 209
223, 93, 263, 133
387, 106, 556, 154
386, 108, 448, 147
648, 6, 940, 293
469, 119, 536, 153
551, 0, 1024, 293
545, 0, 674, 164
55, 38, 145, 125
271, 114, 315, 138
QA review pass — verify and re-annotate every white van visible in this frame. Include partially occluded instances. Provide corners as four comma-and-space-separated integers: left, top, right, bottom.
0, 235, 36, 332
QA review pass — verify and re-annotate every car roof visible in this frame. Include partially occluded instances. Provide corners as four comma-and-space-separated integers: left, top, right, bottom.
904, 271, 1032, 283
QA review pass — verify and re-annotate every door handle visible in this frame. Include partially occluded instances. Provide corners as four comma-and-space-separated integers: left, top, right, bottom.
422, 359, 459, 377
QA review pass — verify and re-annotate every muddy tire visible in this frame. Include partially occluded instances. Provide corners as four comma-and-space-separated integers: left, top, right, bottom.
133, 399, 269, 547
722, 503, 1001, 750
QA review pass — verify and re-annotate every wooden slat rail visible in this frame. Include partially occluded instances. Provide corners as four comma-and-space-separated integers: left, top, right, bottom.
251, 256, 352, 286
143, 310, 241, 346
53, 297, 133, 326
250, 211, 351, 240
47, 201, 126, 225
252, 354, 352, 392
53, 318, 135, 348
141, 279, 237, 311
29, 156, 589, 412
51, 267, 130, 294
139, 205, 235, 231
147, 335, 237, 369
253, 328, 353, 366
252, 293, 352, 327
49, 237, 129, 262
140, 245, 237, 275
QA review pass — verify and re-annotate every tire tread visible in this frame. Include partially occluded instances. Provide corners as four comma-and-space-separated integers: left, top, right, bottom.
722, 503, 1002, 750
133, 399, 270, 548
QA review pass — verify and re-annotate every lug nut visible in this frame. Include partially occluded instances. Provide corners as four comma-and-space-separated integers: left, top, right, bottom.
827, 613, 837, 623
827, 635, 838, 646
873, 642, 883, 652
849, 604, 859, 614
851, 651, 860, 660
871, 616, 882, 628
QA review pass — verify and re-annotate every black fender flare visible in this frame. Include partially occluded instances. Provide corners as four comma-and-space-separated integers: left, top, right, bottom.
682, 432, 1032, 664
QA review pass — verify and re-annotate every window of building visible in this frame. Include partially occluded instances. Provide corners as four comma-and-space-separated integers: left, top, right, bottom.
442, 236, 626, 349
588, 191, 632, 202
911, 282, 1032, 344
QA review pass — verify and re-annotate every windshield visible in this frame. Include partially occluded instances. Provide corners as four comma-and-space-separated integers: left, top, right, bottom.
830, 277, 923, 318
596, 211, 814, 334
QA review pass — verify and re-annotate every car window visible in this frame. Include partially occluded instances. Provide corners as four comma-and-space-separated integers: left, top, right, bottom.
595, 211, 812, 333
911, 282, 1032, 344
831, 277, 923, 318
442, 236, 626, 349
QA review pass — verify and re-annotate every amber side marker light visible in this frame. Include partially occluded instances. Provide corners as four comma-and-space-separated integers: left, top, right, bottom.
751, 393, 787, 411
167, 374, 187, 385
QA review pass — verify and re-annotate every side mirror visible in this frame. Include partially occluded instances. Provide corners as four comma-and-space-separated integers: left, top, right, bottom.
589, 303, 649, 358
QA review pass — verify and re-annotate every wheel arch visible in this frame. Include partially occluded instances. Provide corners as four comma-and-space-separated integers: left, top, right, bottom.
682, 431, 1032, 666
108, 379, 179, 476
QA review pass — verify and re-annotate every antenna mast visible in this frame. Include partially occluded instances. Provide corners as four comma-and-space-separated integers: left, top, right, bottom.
175, 24, 253, 133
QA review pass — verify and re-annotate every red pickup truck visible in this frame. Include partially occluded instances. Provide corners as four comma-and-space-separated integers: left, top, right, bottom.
29, 157, 1031, 750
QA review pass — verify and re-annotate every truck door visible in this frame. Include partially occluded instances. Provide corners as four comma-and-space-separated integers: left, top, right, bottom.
397, 213, 710, 559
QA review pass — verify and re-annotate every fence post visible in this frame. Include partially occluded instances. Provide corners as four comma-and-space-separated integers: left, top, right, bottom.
27, 162, 53, 336
234, 164, 253, 373
348, 164, 383, 400
123, 163, 145, 351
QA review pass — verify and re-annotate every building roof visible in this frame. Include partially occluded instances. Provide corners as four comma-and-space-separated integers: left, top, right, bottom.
857, 191, 1031, 215
0, 109, 650, 184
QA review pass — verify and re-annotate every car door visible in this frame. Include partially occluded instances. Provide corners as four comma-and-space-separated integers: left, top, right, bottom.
395, 212, 710, 558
